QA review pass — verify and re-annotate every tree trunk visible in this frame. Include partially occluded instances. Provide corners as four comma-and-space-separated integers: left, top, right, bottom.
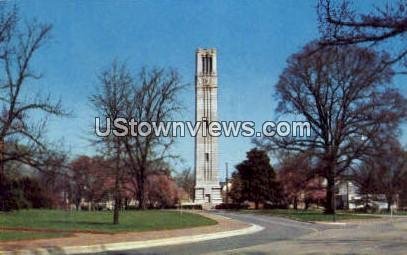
0, 163, 3, 183
255, 201, 259, 210
63, 185, 67, 211
124, 197, 128, 210
387, 196, 392, 212
113, 167, 121, 224
0, 138, 4, 179
293, 196, 298, 210
364, 194, 369, 212
113, 170, 121, 224
325, 176, 335, 214
113, 196, 120, 224
113, 143, 122, 224
137, 166, 146, 209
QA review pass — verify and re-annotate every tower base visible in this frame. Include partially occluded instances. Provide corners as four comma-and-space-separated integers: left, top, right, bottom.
194, 185, 222, 208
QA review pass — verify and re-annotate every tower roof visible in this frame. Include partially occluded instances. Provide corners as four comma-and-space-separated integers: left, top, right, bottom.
196, 48, 217, 54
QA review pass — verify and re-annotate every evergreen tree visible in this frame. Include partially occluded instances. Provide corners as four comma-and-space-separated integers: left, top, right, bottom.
231, 148, 280, 209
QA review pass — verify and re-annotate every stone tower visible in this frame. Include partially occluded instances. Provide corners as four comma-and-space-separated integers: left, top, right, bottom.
194, 48, 222, 207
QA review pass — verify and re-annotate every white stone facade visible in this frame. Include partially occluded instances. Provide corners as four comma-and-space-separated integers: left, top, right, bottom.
194, 48, 222, 207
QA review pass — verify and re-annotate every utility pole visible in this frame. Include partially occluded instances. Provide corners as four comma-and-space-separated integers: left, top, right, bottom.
346, 179, 350, 210
225, 162, 229, 204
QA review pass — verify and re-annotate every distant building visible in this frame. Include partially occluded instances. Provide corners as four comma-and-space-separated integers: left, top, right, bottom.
336, 180, 397, 211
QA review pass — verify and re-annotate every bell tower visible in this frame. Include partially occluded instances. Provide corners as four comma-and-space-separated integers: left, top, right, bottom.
194, 48, 222, 207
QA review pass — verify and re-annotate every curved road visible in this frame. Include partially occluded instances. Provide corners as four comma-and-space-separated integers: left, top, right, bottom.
98, 211, 407, 254
102, 211, 352, 255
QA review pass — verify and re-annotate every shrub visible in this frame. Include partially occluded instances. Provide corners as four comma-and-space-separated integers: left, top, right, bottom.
263, 202, 289, 209
215, 203, 249, 210
180, 204, 202, 210
0, 176, 52, 211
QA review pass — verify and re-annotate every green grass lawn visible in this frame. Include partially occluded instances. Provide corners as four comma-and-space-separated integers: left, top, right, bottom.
242, 209, 380, 222
0, 209, 217, 240
351, 210, 407, 216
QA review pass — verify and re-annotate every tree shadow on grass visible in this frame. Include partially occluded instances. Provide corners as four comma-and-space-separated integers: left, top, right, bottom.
46, 220, 113, 226
39, 220, 119, 234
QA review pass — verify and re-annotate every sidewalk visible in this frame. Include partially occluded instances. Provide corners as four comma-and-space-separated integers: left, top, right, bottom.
0, 212, 258, 254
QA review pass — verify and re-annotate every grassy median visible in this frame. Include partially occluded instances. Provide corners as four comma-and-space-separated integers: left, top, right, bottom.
242, 209, 380, 222
0, 209, 216, 240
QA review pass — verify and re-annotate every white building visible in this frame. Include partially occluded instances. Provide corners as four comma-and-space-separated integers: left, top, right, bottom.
337, 180, 395, 210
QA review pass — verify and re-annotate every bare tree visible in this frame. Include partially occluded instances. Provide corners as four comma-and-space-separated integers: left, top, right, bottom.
318, 0, 407, 74
68, 155, 110, 211
257, 43, 407, 215
91, 61, 183, 218
122, 67, 184, 209
174, 168, 195, 200
0, 5, 64, 178
352, 158, 380, 211
90, 61, 132, 224
35, 148, 70, 208
277, 152, 322, 210
361, 139, 406, 211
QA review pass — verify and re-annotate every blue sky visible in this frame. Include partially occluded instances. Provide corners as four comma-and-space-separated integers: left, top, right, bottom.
17, 0, 406, 178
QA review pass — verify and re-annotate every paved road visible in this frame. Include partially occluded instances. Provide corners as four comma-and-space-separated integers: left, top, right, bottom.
221, 215, 407, 255
100, 211, 346, 255
99, 211, 407, 255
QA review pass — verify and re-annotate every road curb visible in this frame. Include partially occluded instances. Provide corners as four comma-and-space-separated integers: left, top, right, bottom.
312, 221, 347, 226
0, 224, 264, 255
